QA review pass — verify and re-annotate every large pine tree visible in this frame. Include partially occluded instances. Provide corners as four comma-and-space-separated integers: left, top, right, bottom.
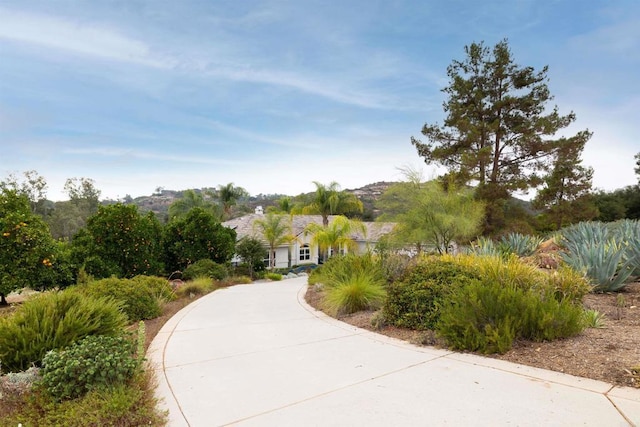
412, 39, 591, 233
533, 140, 597, 230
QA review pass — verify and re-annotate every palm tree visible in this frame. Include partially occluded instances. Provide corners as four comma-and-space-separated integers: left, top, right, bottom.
303, 181, 363, 227
168, 189, 221, 221
267, 196, 295, 214
304, 216, 366, 261
253, 213, 293, 270
212, 183, 249, 220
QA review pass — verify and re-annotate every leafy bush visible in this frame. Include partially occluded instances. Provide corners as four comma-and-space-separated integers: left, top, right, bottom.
183, 259, 228, 281
436, 280, 584, 354
546, 265, 591, 302
217, 275, 253, 287
5, 366, 166, 426
74, 277, 167, 322
322, 271, 386, 316
175, 277, 215, 298
448, 254, 589, 303
383, 257, 482, 330
0, 292, 127, 372
130, 275, 176, 303
377, 253, 413, 284
41, 334, 139, 401
265, 272, 283, 281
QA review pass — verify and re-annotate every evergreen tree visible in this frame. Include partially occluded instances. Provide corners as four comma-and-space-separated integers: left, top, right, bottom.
533, 140, 596, 229
411, 39, 591, 233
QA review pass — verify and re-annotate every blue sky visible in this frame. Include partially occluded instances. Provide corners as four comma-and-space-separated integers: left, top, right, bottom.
0, 0, 638, 201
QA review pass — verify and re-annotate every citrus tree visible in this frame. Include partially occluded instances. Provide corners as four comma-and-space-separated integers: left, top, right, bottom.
163, 207, 236, 271
0, 190, 56, 305
71, 203, 163, 278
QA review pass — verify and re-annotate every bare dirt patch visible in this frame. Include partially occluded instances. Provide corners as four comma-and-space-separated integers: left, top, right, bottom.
305, 282, 640, 388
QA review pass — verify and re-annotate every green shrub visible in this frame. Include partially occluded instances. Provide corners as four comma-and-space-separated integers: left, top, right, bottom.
41, 334, 139, 401
74, 277, 164, 322
546, 265, 591, 302
130, 275, 176, 303
175, 277, 214, 298
0, 292, 127, 372
5, 368, 166, 426
383, 257, 481, 330
183, 259, 228, 281
436, 280, 584, 354
377, 253, 413, 284
322, 271, 387, 316
216, 275, 253, 287
314, 253, 385, 289
230, 275, 253, 284
265, 272, 283, 281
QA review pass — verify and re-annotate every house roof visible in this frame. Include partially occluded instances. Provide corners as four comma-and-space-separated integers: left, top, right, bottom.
222, 214, 395, 243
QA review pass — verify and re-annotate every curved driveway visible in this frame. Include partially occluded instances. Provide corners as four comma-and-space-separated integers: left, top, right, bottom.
148, 276, 640, 426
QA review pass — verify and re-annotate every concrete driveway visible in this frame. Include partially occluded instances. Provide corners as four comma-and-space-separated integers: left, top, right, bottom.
148, 276, 640, 426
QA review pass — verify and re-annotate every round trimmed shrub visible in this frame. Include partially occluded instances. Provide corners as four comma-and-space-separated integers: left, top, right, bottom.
41, 334, 138, 400
183, 259, 228, 281
76, 277, 164, 322
383, 257, 482, 330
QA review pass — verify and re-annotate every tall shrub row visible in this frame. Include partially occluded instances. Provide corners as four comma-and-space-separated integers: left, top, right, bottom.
382, 254, 590, 354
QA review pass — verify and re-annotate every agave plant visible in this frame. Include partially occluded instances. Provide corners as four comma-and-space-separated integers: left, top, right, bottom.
561, 221, 610, 247
498, 233, 543, 257
610, 219, 640, 242
470, 237, 500, 257
560, 239, 634, 292
623, 234, 640, 278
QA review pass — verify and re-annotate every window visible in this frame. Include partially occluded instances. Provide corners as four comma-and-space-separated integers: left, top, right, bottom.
299, 244, 310, 261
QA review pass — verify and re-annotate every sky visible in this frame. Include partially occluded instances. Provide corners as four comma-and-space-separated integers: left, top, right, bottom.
0, 0, 638, 201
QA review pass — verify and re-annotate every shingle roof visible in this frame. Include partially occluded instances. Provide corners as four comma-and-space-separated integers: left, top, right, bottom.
222, 214, 395, 243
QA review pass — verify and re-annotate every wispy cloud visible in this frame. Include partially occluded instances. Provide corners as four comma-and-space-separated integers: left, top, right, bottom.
0, 7, 407, 110
0, 7, 172, 68
569, 18, 640, 58
63, 147, 246, 167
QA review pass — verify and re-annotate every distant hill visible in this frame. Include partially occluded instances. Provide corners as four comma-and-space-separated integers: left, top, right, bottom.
107, 181, 532, 223
108, 182, 396, 221
345, 181, 395, 220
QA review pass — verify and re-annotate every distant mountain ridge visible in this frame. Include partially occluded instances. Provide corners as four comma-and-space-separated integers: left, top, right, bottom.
113, 182, 397, 220
108, 181, 534, 223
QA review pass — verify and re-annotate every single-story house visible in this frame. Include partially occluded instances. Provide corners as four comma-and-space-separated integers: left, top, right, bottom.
222, 208, 396, 269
